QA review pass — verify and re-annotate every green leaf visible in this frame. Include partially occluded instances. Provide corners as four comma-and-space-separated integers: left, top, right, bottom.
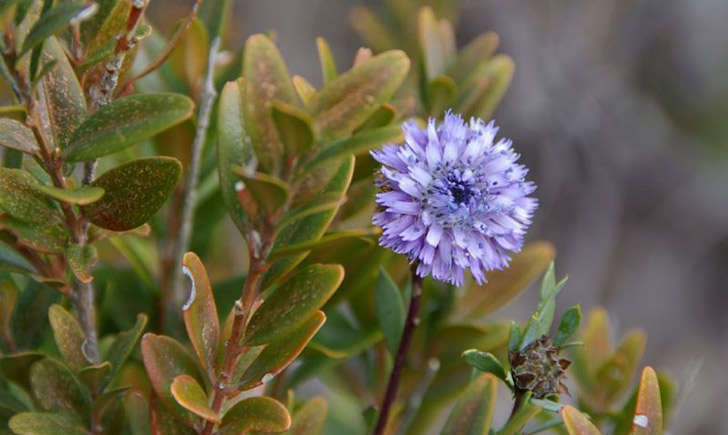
243, 34, 298, 174
418, 7, 455, 81
308, 50, 410, 138
82, 157, 182, 231
102, 313, 147, 390
77, 361, 110, 395
9, 412, 87, 435
170, 374, 219, 423
83, 0, 128, 52
262, 156, 353, 290
355, 103, 396, 131
123, 391, 151, 435
441, 374, 497, 435
520, 263, 568, 350
48, 304, 87, 371
508, 321, 521, 353
217, 78, 253, 235
29, 358, 89, 417
37, 37, 87, 149
560, 405, 600, 435
458, 241, 555, 318
181, 252, 220, 376
20, 3, 90, 55
65, 93, 194, 161
0, 168, 61, 225
375, 267, 405, 356
272, 100, 315, 158
461, 350, 507, 384
285, 396, 327, 435
0, 278, 18, 342
239, 311, 326, 389
66, 243, 97, 284
305, 124, 402, 171
0, 214, 67, 254
595, 330, 646, 406
218, 396, 291, 434
0, 118, 39, 155
32, 184, 104, 205
316, 37, 338, 84
246, 264, 343, 345
232, 168, 290, 216
553, 305, 582, 346
632, 367, 663, 435
140, 333, 204, 423
267, 228, 379, 261
0, 352, 44, 392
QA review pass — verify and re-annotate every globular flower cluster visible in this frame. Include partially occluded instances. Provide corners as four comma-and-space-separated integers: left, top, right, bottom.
372, 112, 537, 286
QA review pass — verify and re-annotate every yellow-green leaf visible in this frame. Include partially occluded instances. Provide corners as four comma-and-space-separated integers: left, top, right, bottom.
170, 374, 219, 423
272, 100, 315, 158
9, 412, 87, 435
0, 118, 39, 155
48, 304, 87, 371
33, 184, 104, 205
218, 396, 291, 434
316, 37, 338, 84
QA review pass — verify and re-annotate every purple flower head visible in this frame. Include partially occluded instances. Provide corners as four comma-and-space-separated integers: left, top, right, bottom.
371, 112, 538, 286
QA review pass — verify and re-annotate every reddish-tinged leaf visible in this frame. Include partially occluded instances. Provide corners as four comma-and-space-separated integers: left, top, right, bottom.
561, 405, 600, 435
631, 366, 663, 435
182, 252, 220, 376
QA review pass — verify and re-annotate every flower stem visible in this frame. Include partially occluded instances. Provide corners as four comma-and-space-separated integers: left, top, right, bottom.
374, 265, 422, 435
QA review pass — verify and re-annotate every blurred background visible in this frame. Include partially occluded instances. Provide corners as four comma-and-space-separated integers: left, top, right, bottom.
137, 0, 728, 432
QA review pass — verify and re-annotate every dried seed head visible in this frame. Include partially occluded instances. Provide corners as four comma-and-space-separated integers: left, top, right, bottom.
509, 335, 571, 399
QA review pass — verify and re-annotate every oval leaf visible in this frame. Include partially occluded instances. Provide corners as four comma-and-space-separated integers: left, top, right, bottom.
285, 396, 328, 435
308, 50, 410, 138
140, 333, 204, 422
553, 305, 582, 346
272, 100, 314, 158
29, 358, 89, 417
20, 3, 90, 55
246, 264, 343, 346
375, 267, 405, 356
217, 79, 253, 235
182, 252, 220, 376
48, 304, 87, 371
305, 124, 402, 171
82, 157, 182, 231
65, 93, 194, 161
219, 396, 291, 434
0, 168, 61, 225
239, 311, 326, 389
561, 405, 600, 435
441, 374, 497, 435
102, 313, 147, 390
33, 184, 104, 205
0, 118, 39, 154
631, 366, 662, 435
461, 350, 507, 384
243, 34, 298, 174
0, 214, 67, 254
170, 374, 219, 423
9, 412, 88, 435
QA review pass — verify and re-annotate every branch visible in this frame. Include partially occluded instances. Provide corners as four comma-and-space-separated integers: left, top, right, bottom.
169, 37, 220, 313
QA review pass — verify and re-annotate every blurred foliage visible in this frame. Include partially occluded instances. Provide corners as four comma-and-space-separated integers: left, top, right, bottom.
0, 0, 673, 434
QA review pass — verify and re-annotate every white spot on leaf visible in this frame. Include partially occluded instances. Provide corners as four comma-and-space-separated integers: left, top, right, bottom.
633, 414, 648, 428
182, 265, 196, 311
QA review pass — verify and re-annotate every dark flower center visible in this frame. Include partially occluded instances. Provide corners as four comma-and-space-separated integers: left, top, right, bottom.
446, 174, 474, 204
